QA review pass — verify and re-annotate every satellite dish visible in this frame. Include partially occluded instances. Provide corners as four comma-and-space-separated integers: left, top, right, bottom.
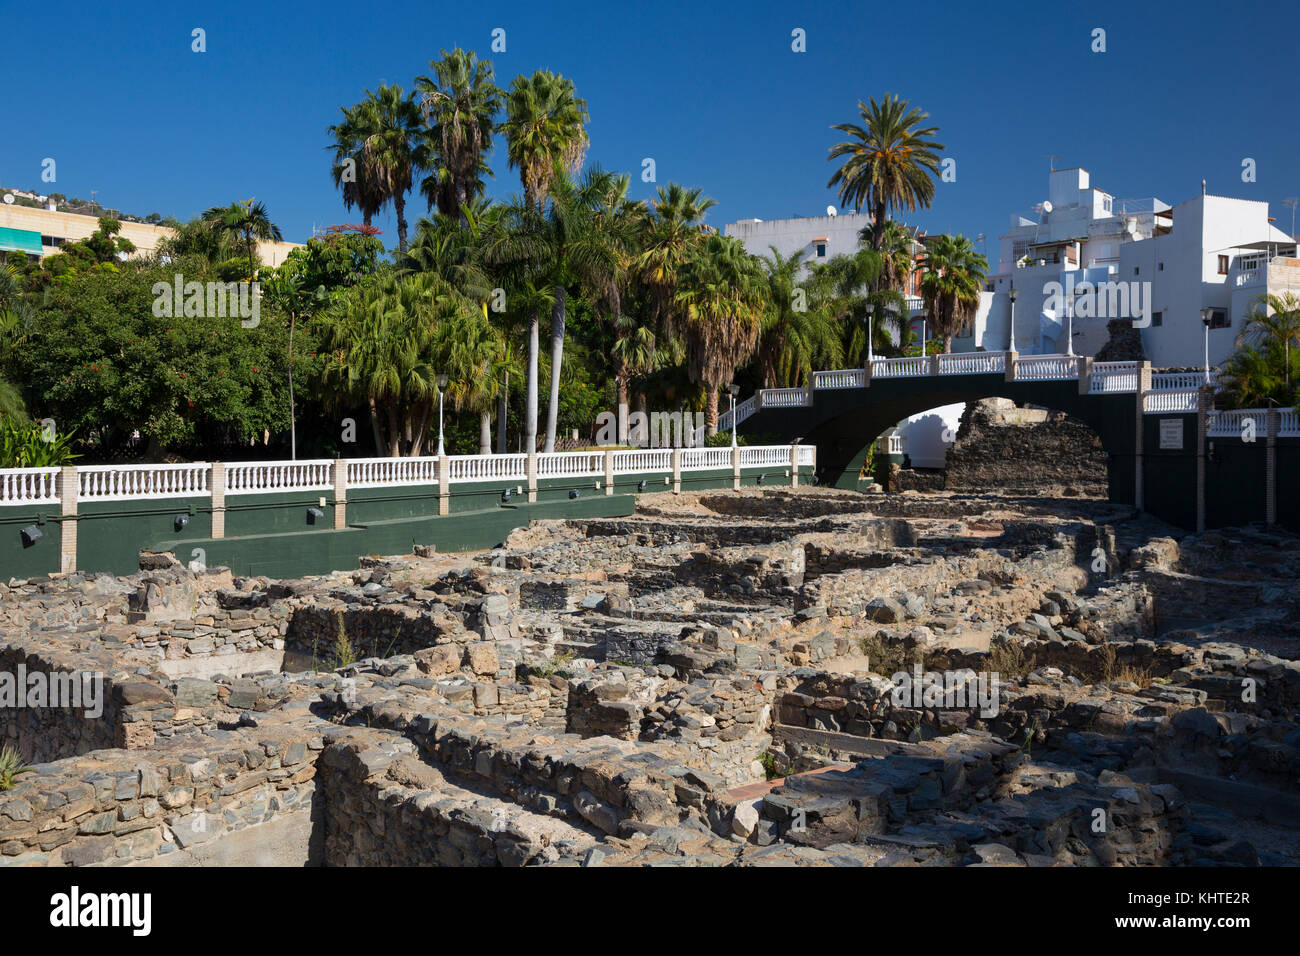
1041, 200, 1053, 213
826, 206, 837, 217
2, 195, 13, 205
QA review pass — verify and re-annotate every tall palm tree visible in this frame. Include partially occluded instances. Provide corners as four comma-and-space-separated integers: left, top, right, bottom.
1237, 292, 1300, 388
919, 234, 988, 353
327, 86, 425, 253
431, 306, 507, 454
828, 94, 943, 250
501, 70, 589, 212
415, 49, 504, 223
201, 199, 282, 281
674, 235, 767, 434
327, 101, 388, 228
1219, 343, 1288, 409
637, 183, 716, 331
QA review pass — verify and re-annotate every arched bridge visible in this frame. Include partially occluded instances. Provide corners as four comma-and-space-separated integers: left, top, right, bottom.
721, 353, 1226, 524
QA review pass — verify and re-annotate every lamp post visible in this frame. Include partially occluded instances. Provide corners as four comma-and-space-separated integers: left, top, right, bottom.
918, 318, 926, 355
436, 373, 449, 456
1065, 291, 1076, 357
727, 384, 740, 447
1201, 308, 1213, 384
1007, 286, 1017, 353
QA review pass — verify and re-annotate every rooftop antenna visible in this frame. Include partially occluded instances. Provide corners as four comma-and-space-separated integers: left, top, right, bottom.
1283, 198, 1299, 238
1043, 154, 1061, 172
1201, 179, 1207, 197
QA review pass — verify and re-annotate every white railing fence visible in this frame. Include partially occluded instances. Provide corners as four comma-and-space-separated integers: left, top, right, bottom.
78, 463, 211, 502
349, 457, 439, 488
449, 453, 526, 483
0, 467, 60, 505
225, 460, 333, 496
1144, 391, 1199, 413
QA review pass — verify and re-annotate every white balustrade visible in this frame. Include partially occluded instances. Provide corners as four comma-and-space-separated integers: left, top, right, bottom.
739, 446, 792, 468
348, 456, 439, 488
812, 368, 865, 389
612, 449, 672, 474
758, 387, 812, 408
1152, 371, 1218, 391
1280, 410, 1300, 438
871, 356, 928, 378
225, 460, 332, 495
797, 445, 815, 466
1089, 361, 1139, 393
1143, 391, 1198, 414
1014, 356, 1078, 381
937, 352, 1005, 375
77, 463, 211, 501
536, 451, 604, 479
681, 447, 733, 471
448, 453, 526, 483
0, 467, 61, 505
1207, 409, 1265, 438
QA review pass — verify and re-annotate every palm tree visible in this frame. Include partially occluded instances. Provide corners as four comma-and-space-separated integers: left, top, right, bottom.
919, 234, 987, 353
1237, 292, 1300, 388
637, 183, 716, 331
201, 199, 282, 281
501, 70, 589, 212
320, 273, 476, 456
1219, 343, 1288, 409
828, 94, 943, 250
415, 49, 504, 223
327, 102, 388, 228
756, 247, 842, 387
674, 234, 767, 434
327, 86, 425, 253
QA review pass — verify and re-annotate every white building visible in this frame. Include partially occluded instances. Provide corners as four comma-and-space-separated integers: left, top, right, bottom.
963, 166, 1299, 367
725, 212, 875, 272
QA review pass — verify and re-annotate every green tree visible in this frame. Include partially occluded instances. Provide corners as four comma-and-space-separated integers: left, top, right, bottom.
828, 94, 943, 250
201, 199, 282, 282
674, 235, 767, 434
415, 48, 504, 222
919, 234, 987, 353
501, 70, 589, 212
1236, 292, 1300, 389
756, 247, 842, 387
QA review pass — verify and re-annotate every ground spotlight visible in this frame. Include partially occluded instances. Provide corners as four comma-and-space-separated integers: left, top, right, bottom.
637, 480, 648, 493
501, 487, 514, 504
307, 506, 325, 523
174, 514, 190, 532
20, 525, 42, 547
568, 489, 580, 499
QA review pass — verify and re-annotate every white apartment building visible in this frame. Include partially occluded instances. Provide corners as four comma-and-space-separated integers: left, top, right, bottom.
725, 212, 876, 272
964, 167, 1298, 367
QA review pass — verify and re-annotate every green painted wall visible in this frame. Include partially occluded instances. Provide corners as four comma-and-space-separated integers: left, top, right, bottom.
0, 505, 60, 581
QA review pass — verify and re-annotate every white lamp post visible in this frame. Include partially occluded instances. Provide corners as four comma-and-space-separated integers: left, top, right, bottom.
1201, 308, 1213, 384
1007, 286, 1017, 353
727, 384, 740, 447
1065, 291, 1076, 357
436, 373, 449, 456
919, 318, 926, 355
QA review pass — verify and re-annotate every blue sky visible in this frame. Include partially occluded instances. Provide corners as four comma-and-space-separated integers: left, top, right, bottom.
5, 0, 1298, 253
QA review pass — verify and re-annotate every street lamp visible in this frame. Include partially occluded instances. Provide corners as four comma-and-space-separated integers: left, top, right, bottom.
727, 384, 740, 447
1007, 286, 1017, 353
1065, 291, 1076, 357
436, 373, 449, 456
1200, 308, 1213, 384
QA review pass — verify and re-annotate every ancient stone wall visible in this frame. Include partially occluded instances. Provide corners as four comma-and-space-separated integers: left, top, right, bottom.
943, 398, 1107, 494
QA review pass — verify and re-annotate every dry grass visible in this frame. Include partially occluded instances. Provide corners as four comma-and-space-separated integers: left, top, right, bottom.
1097, 642, 1153, 688
986, 640, 1031, 680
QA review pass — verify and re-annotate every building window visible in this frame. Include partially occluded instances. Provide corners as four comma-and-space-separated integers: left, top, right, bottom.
1218, 255, 1229, 274
1134, 266, 1140, 275
1209, 309, 1229, 329
815, 243, 826, 258
1158, 262, 1164, 271
1152, 311, 1163, 327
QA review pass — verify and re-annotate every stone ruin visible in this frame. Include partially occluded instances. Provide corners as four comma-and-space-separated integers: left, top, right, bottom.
1, 485, 1298, 867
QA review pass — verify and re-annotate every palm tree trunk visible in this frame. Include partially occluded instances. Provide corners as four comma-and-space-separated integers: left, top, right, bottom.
497, 372, 508, 454
705, 387, 719, 436
616, 373, 629, 445
246, 231, 256, 281
395, 192, 409, 254
526, 310, 539, 452
870, 198, 887, 251
386, 405, 401, 457
288, 313, 297, 460
479, 411, 491, 455
368, 397, 384, 456
544, 285, 565, 453
410, 401, 432, 457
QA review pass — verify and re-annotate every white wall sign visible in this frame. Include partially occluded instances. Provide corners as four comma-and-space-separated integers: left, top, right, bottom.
1159, 418, 1184, 450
